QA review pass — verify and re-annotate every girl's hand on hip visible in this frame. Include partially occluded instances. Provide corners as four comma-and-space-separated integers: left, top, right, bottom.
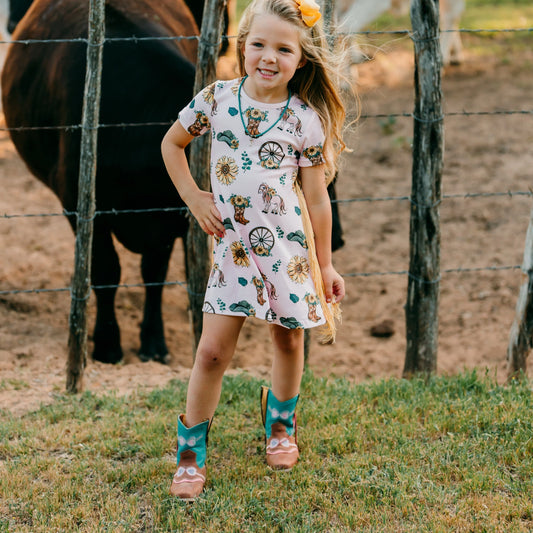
188, 190, 225, 238
321, 264, 345, 304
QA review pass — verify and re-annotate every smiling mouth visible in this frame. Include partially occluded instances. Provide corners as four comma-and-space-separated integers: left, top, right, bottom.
258, 68, 277, 77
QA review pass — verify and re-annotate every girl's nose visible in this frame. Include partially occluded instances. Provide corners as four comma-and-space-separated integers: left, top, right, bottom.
262, 47, 276, 63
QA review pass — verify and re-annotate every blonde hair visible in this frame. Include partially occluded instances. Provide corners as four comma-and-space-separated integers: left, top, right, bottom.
236, 0, 348, 183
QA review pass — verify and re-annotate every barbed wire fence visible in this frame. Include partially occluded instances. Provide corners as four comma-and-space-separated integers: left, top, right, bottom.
1, 2, 532, 384
1, 28, 531, 291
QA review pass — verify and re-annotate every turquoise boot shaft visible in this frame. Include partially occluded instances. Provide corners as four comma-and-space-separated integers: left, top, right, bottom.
177, 415, 209, 468
170, 415, 210, 500
261, 386, 299, 439
260, 386, 300, 470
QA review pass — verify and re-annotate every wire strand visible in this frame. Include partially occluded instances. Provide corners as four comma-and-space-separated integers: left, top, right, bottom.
0, 264, 522, 297
1, 107, 530, 134
3, 190, 532, 220
0, 27, 531, 47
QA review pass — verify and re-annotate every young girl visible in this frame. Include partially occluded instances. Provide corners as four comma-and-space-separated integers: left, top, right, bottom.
161, 0, 347, 500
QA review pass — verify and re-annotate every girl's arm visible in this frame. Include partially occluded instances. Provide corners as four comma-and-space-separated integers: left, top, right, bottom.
300, 165, 345, 303
161, 120, 225, 238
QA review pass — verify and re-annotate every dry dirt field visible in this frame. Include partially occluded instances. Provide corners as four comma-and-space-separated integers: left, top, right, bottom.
1, 46, 533, 415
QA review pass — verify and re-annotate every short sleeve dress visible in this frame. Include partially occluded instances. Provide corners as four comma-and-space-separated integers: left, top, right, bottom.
178, 78, 326, 330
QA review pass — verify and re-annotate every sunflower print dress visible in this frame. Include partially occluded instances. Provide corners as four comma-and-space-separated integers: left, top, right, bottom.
178, 78, 326, 329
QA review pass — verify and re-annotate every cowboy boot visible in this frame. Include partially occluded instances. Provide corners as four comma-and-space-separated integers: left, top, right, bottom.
169, 414, 210, 501
260, 386, 299, 471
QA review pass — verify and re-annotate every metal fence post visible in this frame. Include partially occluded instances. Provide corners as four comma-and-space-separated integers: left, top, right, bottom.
66, 0, 105, 393
403, 0, 443, 377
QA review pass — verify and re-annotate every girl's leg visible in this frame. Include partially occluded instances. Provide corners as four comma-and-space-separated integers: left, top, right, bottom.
170, 313, 245, 500
185, 313, 246, 426
261, 325, 305, 471
269, 325, 305, 401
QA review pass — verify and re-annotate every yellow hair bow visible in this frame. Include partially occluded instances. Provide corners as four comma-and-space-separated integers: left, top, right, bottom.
294, 0, 321, 27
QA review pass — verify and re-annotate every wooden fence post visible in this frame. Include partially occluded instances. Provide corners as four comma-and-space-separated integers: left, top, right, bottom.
321, 0, 336, 49
186, 0, 227, 353
506, 209, 533, 379
403, 0, 443, 377
66, 0, 105, 393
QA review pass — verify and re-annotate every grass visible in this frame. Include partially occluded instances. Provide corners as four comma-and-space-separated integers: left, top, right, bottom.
232, 0, 533, 70
350, 0, 533, 59
1, 371, 532, 532
235, 0, 533, 62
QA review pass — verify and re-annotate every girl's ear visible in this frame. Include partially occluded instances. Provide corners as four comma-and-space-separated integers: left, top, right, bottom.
298, 57, 307, 68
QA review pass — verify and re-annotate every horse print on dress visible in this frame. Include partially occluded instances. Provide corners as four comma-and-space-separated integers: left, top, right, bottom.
277, 108, 302, 136
244, 107, 267, 137
258, 183, 286, 215
208, 263, 226, 288
187, 110, 211, 136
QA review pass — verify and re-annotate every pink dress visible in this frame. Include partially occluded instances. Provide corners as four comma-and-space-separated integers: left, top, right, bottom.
178, 78, 326, 329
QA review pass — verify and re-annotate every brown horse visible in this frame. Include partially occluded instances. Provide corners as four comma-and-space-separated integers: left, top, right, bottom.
3, 0, 201, 364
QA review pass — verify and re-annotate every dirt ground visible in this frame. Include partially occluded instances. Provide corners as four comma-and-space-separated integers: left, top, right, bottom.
1, 47, 533, 416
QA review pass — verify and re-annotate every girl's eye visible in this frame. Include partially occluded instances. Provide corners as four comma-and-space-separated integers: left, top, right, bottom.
280, 47, 292, 53
252, 42, 263, 48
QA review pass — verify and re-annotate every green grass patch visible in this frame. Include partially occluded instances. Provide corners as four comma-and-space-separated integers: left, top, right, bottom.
357, 0, 533, 58
1, 371, 532, 532
236, 0, 533, 62
0, 378, 30, 391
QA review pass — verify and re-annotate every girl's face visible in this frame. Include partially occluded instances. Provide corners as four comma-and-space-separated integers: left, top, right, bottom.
241, 13, 305, 102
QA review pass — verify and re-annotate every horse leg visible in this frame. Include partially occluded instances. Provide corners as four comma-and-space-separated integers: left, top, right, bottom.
91, 226, 123, 364
139, 240, 174, 364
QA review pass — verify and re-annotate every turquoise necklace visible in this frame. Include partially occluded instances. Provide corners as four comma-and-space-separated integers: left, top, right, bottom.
238, 75, 292, 139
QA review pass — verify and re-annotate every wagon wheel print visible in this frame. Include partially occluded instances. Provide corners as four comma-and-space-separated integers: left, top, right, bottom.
202, 302, 215, 313
249, 226, 275, 256
259, 141, 285, 166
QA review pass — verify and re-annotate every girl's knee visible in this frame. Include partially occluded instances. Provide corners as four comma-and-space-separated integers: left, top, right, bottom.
194, 344, 232, 372
270, 326, 304, 354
